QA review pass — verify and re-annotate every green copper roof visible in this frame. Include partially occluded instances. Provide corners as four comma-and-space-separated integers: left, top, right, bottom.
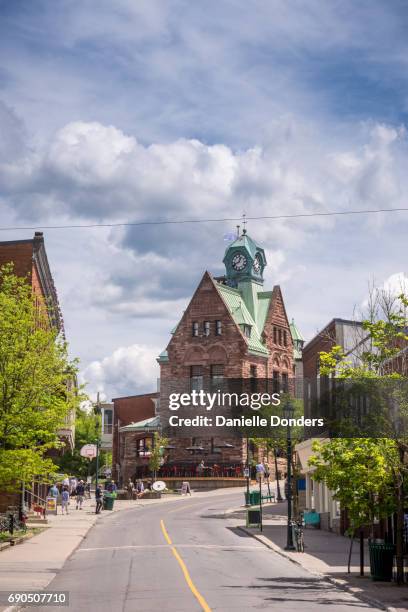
119, 415, 160, 432
216, 283, 269, 356
290, 318, 304, 361
157, 349, 169, 363
223, 232, 262, 261
290, 318, 304, 342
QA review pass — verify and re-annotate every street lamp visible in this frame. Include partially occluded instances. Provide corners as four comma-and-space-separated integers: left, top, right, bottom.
283, 397, 296, 551
245, 436, 250, 506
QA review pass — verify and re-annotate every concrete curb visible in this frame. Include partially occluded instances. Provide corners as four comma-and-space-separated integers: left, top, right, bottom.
237, 526, 398, 612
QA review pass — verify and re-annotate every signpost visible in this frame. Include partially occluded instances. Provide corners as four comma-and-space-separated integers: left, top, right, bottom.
46, 497, 57, 515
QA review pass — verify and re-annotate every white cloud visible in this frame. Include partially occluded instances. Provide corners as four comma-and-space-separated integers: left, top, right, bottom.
81, 343, 160, 401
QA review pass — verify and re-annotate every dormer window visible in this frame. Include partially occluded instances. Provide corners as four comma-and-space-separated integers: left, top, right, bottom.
241, 324, 252, 338
192, 322, 199, 337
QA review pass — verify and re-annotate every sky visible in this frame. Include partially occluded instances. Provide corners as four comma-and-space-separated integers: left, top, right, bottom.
0, 0, 407, 400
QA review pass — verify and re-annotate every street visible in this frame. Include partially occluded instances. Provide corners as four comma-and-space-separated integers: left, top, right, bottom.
36, 491, 381, 612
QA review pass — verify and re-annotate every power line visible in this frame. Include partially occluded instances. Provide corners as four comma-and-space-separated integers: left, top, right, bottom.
0, 206, 407, 232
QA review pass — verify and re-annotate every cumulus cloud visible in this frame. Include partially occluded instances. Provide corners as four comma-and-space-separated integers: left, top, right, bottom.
81, 344, 160, 401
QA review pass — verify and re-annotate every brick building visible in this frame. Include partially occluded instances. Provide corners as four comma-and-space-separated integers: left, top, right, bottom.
157, 230, 296, 475
0, 232, 74, 453
112, 393, 158, 483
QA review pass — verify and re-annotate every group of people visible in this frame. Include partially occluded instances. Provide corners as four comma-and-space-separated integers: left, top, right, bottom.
126, 478, 151, 499
48, 478, 89, 515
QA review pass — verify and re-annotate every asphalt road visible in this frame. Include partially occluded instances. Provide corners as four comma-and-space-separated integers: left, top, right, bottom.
35, 491, 380, 612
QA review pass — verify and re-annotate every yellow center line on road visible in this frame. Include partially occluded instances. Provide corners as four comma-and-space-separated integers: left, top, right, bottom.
160, 519, 212, 612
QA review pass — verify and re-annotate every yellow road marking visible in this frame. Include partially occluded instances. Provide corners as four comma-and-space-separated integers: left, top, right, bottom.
160, 519, 211, 612
160, 519, 172, 545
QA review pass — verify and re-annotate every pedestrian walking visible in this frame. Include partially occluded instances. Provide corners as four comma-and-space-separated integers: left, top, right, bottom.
127, 478, 134, 499
85, 482, 91, 499
48, 483, 59, 498
255, 462, 265, 483
75, 480, 85, 510
95, 484, 103, 514
136, 479, 144, 498
70, 477, 77, 495
61, 488, 70, 514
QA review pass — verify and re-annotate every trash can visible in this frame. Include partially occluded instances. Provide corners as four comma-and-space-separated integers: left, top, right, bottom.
369, 540, 395, 581
103, 493, 115, 511
251, 490, 261, 505
245, 491, 260, 505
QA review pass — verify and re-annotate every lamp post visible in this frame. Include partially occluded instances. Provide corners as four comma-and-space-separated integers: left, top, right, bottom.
245, 436, 250, 506
284, 397, 296, 551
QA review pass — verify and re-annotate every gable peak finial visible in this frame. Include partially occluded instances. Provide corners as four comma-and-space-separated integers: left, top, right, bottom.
242, 212, 247, 235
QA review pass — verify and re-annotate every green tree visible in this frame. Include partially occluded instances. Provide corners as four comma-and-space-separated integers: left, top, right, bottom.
0, 264, 80, 491
149, 433, 169, 479
310, 289, 408, 582
55, 407, 101, 478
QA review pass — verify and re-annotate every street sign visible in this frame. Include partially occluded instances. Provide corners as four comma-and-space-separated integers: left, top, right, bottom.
80, 444, 97, 459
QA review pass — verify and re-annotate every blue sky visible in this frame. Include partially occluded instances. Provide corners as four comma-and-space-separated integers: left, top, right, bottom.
0, 1, 407, 399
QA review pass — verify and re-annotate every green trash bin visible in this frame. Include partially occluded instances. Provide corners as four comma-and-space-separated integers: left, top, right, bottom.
251, 490, 261, 505
369, 540, 395, 581
103, 493, 115, 511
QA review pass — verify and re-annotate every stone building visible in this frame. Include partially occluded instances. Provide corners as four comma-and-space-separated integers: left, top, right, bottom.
157, 230, 296, 474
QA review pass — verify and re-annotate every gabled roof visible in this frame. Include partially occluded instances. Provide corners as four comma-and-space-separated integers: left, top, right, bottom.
119, 415, 160, 432
290, 318, 304, 343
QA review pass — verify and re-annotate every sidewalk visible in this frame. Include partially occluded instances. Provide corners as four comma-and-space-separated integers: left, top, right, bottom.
239, 508, 408, 612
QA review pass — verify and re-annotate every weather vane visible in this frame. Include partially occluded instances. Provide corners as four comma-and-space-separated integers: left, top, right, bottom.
242, 212, 247, 234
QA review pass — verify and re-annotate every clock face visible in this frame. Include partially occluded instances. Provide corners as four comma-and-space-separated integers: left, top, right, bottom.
231, 252, 248, 271
253, 254, 262, 274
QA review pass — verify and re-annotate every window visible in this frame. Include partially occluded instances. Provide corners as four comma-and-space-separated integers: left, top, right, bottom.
283, 330, 287, 346
273, 327, 277, 343
103, 409, 113, 434
278, 329, 282, 345
204, 321, 211, 337
190, 365, 204, 391
211, 364, 224, 386
242, 324, 251, 338
215, 320, 222, 336
192, 322, 199, 337
281, 372, 288, 392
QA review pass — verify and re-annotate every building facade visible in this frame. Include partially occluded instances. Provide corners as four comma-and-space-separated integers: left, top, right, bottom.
296, 318, 364, 532
0, 232, 74, 453
157, 230, 297, 473
112, 393, 158, 484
